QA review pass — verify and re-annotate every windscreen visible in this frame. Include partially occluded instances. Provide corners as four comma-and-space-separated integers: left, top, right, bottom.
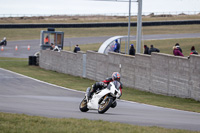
113, 80, 120, 90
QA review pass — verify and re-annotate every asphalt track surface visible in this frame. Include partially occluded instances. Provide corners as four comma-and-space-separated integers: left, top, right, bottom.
0, 33, 200, 58
1, 68, 200, 131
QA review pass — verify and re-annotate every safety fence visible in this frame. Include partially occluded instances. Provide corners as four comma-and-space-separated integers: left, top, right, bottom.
0, 20, 200, 28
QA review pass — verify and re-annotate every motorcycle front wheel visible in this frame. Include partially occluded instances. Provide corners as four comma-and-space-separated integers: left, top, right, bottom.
79, 97, 89, 112
98, 96, 113, 114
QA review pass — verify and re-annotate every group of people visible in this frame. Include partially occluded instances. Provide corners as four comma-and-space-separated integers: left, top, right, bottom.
173, 43, 198, 57
48, 36, 198, 57
45, 35, 81, 53
115, 40, 161, 56
143, 43, 198, 58
143, 45, 160, 55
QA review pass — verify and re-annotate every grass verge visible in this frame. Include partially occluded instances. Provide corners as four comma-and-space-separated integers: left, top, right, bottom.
0, 57, 199, 113
1, 25, 200, 40
1, 112, 199, 133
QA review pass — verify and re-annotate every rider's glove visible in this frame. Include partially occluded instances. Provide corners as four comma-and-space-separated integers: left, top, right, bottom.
99, 82, 107, 88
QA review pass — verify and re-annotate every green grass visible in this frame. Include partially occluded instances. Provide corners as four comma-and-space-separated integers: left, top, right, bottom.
1, 25, 200, 40
1, 112, 199, 133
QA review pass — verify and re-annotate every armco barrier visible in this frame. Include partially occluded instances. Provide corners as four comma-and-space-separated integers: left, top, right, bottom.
39, 50, 200, 101
1, 20, 200, 28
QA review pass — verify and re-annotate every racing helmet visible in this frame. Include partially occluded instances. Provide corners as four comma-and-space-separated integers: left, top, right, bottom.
112, 72, 120, 81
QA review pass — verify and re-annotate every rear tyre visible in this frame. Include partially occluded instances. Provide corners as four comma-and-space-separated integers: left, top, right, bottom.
79, 97, 89, 112
98, 97, 113, 114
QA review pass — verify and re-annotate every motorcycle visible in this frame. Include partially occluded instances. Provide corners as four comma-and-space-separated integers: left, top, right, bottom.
0, 38, 7, 46
79, 80, 121, 114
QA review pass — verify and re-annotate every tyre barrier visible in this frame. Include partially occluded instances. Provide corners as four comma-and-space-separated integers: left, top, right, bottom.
0, 20, 200, 28
28, 56, 38, 66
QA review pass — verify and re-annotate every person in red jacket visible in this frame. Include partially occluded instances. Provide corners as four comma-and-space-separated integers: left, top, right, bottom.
88, 72, 123, 99
44, 36, 49, 44
173, 46, 184, 56
190, 46, 198, 55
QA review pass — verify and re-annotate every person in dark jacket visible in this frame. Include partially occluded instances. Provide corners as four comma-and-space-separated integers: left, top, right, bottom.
149, 45, 160, 55
73, 44, 81, 53
144, 45, 149, 55
173, 46, 184, 56
129, 44, 135, 56
114, 39, 120, 53
190, 46, 198, 55
175, 43, 182, 53
50, 43, 54, 50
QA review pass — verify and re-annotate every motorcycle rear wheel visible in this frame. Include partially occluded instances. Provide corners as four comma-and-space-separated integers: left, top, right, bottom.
98, 97, 113, 114
79, 97, 89, 112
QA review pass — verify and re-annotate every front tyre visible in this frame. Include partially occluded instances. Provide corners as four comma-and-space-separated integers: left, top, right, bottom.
98, 97, 113, 114
111, 101, 117, 108
79, 97, 89, 112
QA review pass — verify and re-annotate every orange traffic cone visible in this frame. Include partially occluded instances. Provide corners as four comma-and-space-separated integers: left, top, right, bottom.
1, 46, 4, 51
15, 45, 18, 51
27, 45, 30, 50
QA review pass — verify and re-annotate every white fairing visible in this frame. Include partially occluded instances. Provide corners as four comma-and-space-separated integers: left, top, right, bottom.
87, 81, 121, 110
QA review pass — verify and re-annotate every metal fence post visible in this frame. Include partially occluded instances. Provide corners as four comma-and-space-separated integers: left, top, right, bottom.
82, 54, 87, 78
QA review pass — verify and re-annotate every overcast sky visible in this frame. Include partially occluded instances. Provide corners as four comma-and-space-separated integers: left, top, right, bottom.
0, 0, 199, 15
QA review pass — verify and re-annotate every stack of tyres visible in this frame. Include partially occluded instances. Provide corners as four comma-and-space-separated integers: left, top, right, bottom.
29, 56, 37, 66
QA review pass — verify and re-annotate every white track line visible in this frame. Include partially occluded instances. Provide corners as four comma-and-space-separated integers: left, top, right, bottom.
0, 68, 84, 94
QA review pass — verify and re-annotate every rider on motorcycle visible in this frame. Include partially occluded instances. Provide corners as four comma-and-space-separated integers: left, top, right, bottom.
88, 72, 123, 99
0, 37, 7, 46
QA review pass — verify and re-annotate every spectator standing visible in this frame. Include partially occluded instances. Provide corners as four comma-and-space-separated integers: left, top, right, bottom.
175, 43, 182, 53
114, 39, 120, 53
129, 44, 135, 56
173, 46, 184, 56
149, 45, 160, 55
44, 36, 49, 44
190, 46, 198, 55
74, 44, 81, 53
144, 45, 149, 55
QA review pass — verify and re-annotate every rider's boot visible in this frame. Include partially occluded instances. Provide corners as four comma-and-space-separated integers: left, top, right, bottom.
87, 83, 99, 100
87, 91, 91, 99
87, 88, 94, 100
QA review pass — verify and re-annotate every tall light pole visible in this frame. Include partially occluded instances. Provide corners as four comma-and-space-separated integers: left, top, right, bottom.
136, 0, 142, 53
127, 0, 131, 48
